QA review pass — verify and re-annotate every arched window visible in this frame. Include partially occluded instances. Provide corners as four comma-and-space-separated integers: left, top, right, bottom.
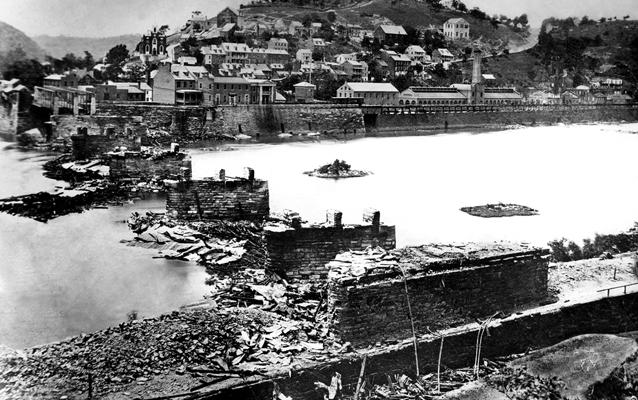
145, 45, 150, 53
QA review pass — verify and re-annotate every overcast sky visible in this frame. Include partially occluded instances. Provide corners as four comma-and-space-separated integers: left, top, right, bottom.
1, 0, 637, 37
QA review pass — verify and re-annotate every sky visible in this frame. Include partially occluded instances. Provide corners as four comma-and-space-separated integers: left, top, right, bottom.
0, 0, 637, 37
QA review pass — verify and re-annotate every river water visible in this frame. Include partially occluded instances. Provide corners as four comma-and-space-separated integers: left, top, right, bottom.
1, 123, 638, 349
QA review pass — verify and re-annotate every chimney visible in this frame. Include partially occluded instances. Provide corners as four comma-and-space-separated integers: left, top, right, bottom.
326, 209, 343, 228
472, 49, 482, 85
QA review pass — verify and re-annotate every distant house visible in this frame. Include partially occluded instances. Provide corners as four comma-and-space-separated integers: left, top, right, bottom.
217, 7, 243, 28
336, 53, 357, 64
93, 81, 149, 102
294, 81, 316, 102
177, 56, 198, 65
310, 22, 323, 34
380, 50, 411, 77
373, 25, 407, 44
268, 38, 288, 52
341, 60, 367, 81
296, 49, 313, 63
43, 71, 79, 88
344, 24, 363, 38
336, 82, 398, 105
404, 45, 428, 63
312, 38, 326, 48
443, 18, 470, 40
432, 48, 454, 63
289, 21, 305, 35
526, 90, 561, 105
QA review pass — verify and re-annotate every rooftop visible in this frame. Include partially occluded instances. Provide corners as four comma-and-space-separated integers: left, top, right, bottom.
343, 82, 398, 93
377, 25, 407, 35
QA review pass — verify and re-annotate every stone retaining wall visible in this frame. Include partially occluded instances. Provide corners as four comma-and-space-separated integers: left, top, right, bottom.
368, 105, 638, 135
166, 169, 269, 221
327, 247, 549, 345
210, 104, 365, 137
264, 210, 396, 282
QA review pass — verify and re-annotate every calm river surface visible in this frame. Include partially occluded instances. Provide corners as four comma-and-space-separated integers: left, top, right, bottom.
1, 123, 638, 349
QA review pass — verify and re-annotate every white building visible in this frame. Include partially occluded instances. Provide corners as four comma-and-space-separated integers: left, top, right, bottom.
404, 45, 428, 63
336, 82, 398, 105
443, 18, 470, 40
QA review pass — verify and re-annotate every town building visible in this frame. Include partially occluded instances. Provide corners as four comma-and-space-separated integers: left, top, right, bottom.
92, 82, 150, 102
526, 90, 561, 105
340, 60, 368, 81
443, 18, 470, 40
43, 72, 79, 88
312, 38, 326, 49
398, 86, 467, 105
373, 25, 407, 44
293, 81, 316, 102
268, 38, 288, 52
404, 45, 428, 63
296, 49, 313, 63
202, 45, 227, 66
335, 53, 357, 64
432, 48, 454, 63
336, 82, 399, 105
152, 64, 202, 105
310, 22, 322, 34
380, 50, 411, 77
217, 7, 243, 28
344, 24, 363, 39
289, 21, 305, 35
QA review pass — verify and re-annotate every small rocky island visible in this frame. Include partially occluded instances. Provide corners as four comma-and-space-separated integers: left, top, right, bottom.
461, 203, 539, 218
304, 159, 369, 179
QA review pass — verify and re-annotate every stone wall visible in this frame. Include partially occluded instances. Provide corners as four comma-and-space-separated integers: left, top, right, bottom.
166, 170, 269, 221
107, 151, 192, 181
0, 91, 36, 136
327, 245, 549, 345
367, 104, 638, 135
210, 104, 365, 137
271, 291, 638, 400
265, 210, 396, 281
53, 103, 216, 141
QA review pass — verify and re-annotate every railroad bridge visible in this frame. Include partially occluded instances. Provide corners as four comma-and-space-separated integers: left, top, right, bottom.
33, 86, 96, 116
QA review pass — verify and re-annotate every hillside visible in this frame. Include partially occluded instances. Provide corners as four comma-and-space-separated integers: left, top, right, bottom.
32, 34, 141, 59
454, 18, 638, 94
244, 0, 531, 51
0, 21, 45, 61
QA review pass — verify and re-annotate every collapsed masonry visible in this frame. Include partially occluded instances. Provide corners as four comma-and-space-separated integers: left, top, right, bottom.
265, 209, 396, 282
106, 147, 192, 181
326, 243, 550, 345
71, 126, 148, 159
165, 168, 269, 222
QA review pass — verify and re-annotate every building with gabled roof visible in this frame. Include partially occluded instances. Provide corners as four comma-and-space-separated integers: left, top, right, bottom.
443, 17, 470, 40
336, 82, 398, 105
373, 25, 407, 43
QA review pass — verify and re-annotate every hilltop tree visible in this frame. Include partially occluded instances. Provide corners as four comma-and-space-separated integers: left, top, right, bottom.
518, 13, 529, 26
105, 44, 130, 66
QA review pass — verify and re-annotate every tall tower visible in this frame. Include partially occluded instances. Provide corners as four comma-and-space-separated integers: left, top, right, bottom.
470, 49, 484, 105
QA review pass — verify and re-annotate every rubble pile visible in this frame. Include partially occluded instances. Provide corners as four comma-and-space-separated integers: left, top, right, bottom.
127, 212, 267, 271
0, 304, 351, 399
0, 180, 127, 222
43, 154, 109, 181
363, 361, 566, 400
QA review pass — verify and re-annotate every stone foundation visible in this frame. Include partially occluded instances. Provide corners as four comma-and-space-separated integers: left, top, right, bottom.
165, 168, 269, 221
265, 209, 396, 282
327, 243, 550, 345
